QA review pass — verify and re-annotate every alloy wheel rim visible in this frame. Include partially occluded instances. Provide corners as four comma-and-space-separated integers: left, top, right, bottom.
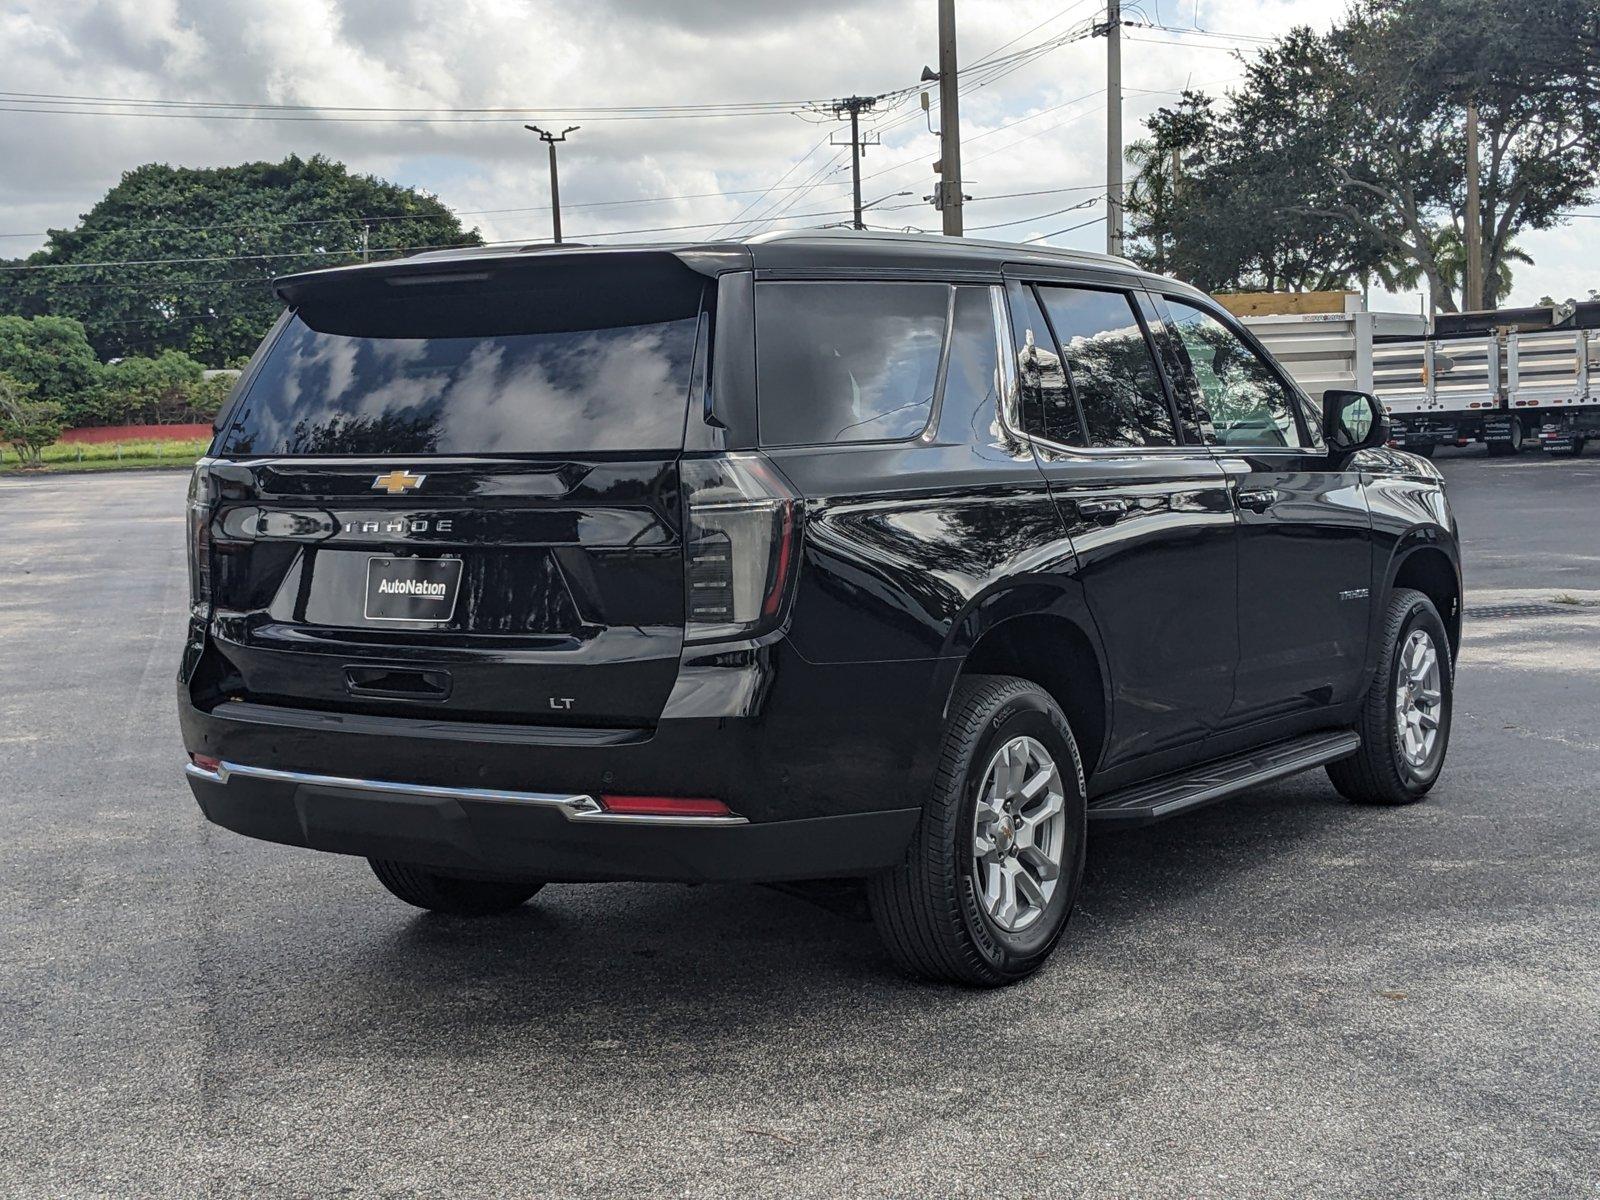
971, 736, 1067, 933
1394, 628, 1444, 770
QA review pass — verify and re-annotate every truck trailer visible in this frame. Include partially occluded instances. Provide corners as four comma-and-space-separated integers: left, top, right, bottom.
1227, 293, 1599, 458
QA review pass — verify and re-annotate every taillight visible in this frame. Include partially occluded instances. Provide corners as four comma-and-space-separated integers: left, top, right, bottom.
681, 453, 800, 644
186, 466, 214, 615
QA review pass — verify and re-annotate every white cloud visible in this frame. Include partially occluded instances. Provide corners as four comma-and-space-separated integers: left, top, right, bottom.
0, 0, 1592, 309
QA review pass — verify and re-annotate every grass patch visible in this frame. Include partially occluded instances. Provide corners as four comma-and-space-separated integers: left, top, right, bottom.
1550, 593, 1599, 608
1, 437, 209, 474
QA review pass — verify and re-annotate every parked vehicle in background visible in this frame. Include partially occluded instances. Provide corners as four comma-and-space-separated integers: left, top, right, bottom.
1224, 292, 1437, 446
179, 232, 1462, 986
1232, 293, 1600, 458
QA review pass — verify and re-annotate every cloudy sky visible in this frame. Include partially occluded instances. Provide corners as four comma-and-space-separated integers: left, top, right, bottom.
1, 0, 1595, 308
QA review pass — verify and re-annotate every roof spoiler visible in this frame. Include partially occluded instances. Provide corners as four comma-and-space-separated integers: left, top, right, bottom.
273, 244, 749, 306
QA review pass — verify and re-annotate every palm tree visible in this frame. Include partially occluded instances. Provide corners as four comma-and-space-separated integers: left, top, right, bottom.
1375, 227, 1531, 312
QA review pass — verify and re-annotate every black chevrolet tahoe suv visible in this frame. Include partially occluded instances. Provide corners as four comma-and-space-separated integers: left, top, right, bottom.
180, 231, 1461, 986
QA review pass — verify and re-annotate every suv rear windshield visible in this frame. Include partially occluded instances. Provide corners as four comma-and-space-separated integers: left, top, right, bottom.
217, 271, 704, 457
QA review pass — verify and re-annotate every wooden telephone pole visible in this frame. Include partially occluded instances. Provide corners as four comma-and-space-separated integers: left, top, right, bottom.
1102, 0, 1124, 256
935, 0, 964, 236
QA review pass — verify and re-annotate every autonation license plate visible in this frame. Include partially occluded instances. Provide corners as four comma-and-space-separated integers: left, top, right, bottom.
364, 556, 463, 623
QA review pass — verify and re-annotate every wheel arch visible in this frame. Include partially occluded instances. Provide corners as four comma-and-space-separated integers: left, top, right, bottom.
939, 587, 1111, 783
1388, 543, 1462, 662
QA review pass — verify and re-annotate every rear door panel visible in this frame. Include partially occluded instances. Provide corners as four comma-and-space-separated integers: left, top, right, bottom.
1002, 273, 1240, 771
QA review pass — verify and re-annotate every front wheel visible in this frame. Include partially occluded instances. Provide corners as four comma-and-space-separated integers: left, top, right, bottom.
369, 859, 545, 915
869, 675, 1087, 987
1327, 588, 1453, 805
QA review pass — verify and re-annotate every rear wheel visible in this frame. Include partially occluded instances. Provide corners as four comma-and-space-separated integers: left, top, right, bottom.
1486, 418, 1525, 456
869, 675, 1087, 987
1409, 442, 1437, 459
1327, 588, 1453, 805
369, 859, 544, 915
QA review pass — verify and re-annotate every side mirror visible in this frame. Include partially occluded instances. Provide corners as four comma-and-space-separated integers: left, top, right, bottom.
1323, 389, 1388, 457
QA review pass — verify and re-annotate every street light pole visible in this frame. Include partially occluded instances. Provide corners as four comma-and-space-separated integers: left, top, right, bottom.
525, 124, 580, 244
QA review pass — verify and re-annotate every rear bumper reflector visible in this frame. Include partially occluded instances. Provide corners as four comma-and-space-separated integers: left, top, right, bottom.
599, 794, 733, 818
182, 758, 747, 827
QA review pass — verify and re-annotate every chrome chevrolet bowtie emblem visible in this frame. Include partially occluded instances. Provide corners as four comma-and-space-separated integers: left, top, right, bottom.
372, 469, 425, 494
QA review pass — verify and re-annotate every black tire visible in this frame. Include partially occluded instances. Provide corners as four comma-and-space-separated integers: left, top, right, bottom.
1409, 442, 1437, 459
1327, 588, 1453, 805
869, 675, 1088, 987
368, 859, 544, 916
1486, 418, 1525, 456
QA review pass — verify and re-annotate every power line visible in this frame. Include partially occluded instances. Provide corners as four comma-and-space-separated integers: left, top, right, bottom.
0, 89, 817, 125
966, 0, 1103, 71
1124, 34, 1254, 53
2, 190, 1108, 279
967, 197, 1098, 232
0, 103, 811, 124
728, 145, 851, 239
0, 180, 923, 243
1134, 22, 1277, 45
0, 89, 813, 113
1020, 208, 1106, 244
858, 87, 1105, 187
709, 131, 835, 241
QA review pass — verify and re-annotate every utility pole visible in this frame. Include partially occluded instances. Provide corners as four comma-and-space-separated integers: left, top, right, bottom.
360, 222, 370, 263
830, 96, 880, 230
935, 0, 964, 236
1100, 0, 1124, 256
525, 124, 580, 244
1464, 99, 1485, 312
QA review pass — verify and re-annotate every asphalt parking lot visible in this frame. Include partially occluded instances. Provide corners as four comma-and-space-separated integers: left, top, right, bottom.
1, 451, 1596, 1199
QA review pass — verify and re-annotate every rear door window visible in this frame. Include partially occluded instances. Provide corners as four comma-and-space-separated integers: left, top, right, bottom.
1007, 282, 1081, 445
755, 281, 948, 447
1037, 286, 1177, 448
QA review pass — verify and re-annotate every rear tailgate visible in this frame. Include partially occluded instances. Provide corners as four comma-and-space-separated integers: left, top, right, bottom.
193, 252, 708, 729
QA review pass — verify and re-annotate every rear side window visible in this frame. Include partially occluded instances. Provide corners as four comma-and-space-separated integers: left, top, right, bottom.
1037, 286, 1176, 448
756, 282, 948, 447
217, 270, 704, 457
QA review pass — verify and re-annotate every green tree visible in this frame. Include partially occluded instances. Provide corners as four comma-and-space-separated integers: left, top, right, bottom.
1311, 0, 1600, 312
1380, 228, 1533, 308
1127, 35, 1393, 293
91, 350, 216, 425
0, 372, 65, 466
1127, 0, 1600, 309
0, 155, 480, 364
0, 315, 99, 425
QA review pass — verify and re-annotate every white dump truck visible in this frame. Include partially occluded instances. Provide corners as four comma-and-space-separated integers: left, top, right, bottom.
1224, 293, 1599, 457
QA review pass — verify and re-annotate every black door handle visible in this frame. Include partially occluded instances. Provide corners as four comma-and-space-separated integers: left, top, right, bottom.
1235, 487, 1277, 513
1076, 497, 1130, 523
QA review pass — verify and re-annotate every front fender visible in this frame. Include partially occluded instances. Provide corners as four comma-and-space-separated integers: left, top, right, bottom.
1362, 458, 1462, 679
